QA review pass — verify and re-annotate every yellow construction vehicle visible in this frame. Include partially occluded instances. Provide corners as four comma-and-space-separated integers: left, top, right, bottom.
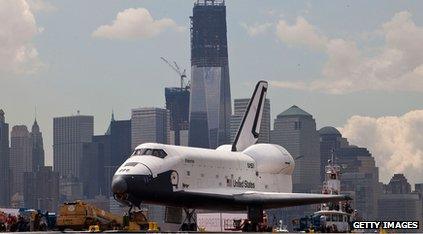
57, 200, 122, 231
57, 200, 159, 231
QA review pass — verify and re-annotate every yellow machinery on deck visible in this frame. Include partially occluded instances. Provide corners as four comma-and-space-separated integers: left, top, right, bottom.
57, 200, 122, 231
57, 200, 158, 231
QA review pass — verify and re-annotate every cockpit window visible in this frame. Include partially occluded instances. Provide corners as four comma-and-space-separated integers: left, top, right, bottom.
132, 149, 144, 156
131, 148, 167, 158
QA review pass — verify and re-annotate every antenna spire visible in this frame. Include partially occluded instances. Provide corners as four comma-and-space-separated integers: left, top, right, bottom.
34, 105, 37, 121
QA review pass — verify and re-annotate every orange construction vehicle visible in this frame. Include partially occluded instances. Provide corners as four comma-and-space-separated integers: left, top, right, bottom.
56, 200, 157, 232
57, 200, 122, 231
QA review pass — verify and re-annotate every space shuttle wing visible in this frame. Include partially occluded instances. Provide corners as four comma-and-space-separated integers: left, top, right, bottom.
180, 189, 350, 209
233, 191, 351, 209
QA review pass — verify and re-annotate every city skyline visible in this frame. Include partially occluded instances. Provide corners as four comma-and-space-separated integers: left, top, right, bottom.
1, 0, 423, 186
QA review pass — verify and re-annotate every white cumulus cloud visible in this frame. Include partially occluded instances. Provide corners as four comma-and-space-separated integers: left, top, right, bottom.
271, 11, 423, 94
92, 8, 184, 40
339, 110, 423, 185
241, 22, 272, 36
276, 16, 328, 50
0, 0, 44, 75
27, 0, 56, 12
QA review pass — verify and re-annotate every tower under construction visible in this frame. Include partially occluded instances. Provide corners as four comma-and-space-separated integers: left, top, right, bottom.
189, 0, 232, 149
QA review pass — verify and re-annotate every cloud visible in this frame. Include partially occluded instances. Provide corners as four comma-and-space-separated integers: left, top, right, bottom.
27, 0, 56, 12
271, 11, 423, 94
276, 16, 328, 50
0, 0, 44, 75
241, 22, 272, 36
92, 8, 184, 40
339, 110, 423, 185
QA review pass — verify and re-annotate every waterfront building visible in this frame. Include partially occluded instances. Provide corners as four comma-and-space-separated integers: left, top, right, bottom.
268, 105, 321, 228
53, 115, 94, 180
378, 174, 422, 229
23, 166, 59, 212
131, 108, 170, 149
10, 125, 32, 196
230, 98, 270, 143
188, 0, 232, 149
165, 87, 190, 146
337, 145, 379, 220
318, 126, 342, 182
270, 105, 321, 193
0, 109, 10, 206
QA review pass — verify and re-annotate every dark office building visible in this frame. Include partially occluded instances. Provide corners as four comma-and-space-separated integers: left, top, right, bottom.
383, 173, 411, 194
94, 115, 131, 197
189, 0, 232, 149
23, 166, 59, 212
81, 141, 103, 198
337, 145, 379, 219
165, 87, 190, 145
30, 119, 45, 172
318, 126, 342, 182
0, 109, 10, 206
107, 116, 131, 167
378, 174, 422, 228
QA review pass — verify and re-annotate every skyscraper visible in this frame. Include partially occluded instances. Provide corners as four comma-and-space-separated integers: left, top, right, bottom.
53, 115, 94, 180
81, 141, 102, 198
378, 174, 422, 228
165, 87, 190, 146
318, 126, 342, 182
230, 98, 270, 143
30, 119, 45, 172
108, 118, 131, 166
96, 114, 132, 197
189, 0, 232, 149
337, 144, 379, 219
24, 166, 59, 211
131, 108, 170, 149
10, 125, 33, 196
270, 105, 321, 193
0, 109, 10, 206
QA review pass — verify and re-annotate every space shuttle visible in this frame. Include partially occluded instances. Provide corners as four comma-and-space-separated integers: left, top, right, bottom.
112, 81, 349, 230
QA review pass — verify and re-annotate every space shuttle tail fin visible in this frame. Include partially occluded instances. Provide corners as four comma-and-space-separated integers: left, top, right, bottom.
231, 81, 268, 152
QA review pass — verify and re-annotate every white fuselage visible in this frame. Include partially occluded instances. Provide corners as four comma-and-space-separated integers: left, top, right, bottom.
113, 143, 295, 207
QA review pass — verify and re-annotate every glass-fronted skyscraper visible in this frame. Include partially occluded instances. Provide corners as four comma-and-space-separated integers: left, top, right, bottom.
189, 0, 232, 149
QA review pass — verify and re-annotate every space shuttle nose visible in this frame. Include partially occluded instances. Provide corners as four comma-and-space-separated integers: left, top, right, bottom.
112, 176, 127, 194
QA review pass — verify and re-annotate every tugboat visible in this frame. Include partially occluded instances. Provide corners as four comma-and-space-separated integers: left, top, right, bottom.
293, 152, 355, 232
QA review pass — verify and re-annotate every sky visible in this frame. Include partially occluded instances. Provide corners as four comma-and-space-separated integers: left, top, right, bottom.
1, 0, 423, 185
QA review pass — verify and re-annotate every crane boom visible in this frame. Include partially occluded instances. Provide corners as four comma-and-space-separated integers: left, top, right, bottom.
160, 57, 187, 90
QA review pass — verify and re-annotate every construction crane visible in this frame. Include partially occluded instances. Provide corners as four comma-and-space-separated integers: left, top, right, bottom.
160, 57, 188, 90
